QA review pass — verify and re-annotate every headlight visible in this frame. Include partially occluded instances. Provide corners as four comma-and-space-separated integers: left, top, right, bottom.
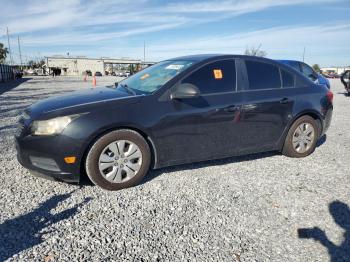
31, 115, 80, 135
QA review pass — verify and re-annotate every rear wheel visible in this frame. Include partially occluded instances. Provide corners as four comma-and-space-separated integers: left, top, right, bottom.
282, 116, 319, 158
85, 129, 151, 191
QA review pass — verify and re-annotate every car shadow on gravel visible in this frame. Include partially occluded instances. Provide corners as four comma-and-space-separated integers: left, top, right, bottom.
76, 135, 329, 188
0, 191, 92, 261
142, 151, 277, 185
337, 92, 350, 97
142, 135, 328, 185
0, 78, 32, 95
298, 200, 350, 262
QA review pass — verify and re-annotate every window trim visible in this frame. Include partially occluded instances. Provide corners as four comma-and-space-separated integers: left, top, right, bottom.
179, 58, 238, 96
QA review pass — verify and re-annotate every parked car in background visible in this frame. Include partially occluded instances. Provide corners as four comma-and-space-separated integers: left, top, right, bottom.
24, 69, 38, 76
326, 73, 340, 79
94, 71, 103, 77
13, 69, 23, 78
119, 71, 130, 77
341, 70, 350, 95
84, 70, 92, 76
278, 60, 330, 89
111, 72, 116, 76
15, 54, 333, 191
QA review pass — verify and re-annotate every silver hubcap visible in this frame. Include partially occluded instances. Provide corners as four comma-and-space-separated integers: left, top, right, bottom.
292, 123, 315, 153
98, 140, 142, 183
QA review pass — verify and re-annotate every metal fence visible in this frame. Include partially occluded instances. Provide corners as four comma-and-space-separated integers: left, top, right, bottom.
0, 64, 14, 82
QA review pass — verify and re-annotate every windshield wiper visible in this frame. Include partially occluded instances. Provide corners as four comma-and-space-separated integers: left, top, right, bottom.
120, 83, 136, 96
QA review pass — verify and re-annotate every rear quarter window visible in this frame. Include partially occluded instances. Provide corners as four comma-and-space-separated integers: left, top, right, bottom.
285, 61, 301, 72
281, 69, 295, 88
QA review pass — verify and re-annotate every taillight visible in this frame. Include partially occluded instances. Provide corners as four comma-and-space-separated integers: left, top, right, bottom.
326, 91, 334, 103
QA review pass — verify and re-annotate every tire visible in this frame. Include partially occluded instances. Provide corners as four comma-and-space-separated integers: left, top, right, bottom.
282, 115, 319, 158
85, 129, 151, 191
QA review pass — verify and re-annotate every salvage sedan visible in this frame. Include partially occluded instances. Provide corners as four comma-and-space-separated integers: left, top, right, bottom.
15, 54, 333, 190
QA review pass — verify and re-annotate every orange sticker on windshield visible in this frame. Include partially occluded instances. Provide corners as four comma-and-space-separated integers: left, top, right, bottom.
140, 73, 150, 80
213, 69, 223, 79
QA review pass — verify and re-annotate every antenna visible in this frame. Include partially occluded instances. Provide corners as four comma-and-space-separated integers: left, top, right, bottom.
18, 36, 23, 68
302, 47, 306, 62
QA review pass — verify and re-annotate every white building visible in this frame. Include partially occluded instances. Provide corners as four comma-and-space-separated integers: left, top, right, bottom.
45, 56, 145, 76
320, 67, 350, 75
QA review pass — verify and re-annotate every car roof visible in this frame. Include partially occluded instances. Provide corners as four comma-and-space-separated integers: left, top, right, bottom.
168, 54, 279, 64
277, 59, 304, 64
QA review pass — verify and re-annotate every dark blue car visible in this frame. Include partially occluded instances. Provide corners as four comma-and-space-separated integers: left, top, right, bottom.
16, 55, 333, 190
278, 60, 330, 89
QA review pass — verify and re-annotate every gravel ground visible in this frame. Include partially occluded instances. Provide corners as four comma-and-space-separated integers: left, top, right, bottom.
0, 76, 349, 262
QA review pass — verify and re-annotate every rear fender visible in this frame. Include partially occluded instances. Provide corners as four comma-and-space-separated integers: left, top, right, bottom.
276, 109, 323, 150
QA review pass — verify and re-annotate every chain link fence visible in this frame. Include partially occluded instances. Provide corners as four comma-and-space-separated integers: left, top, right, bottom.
0, 64, 14, 82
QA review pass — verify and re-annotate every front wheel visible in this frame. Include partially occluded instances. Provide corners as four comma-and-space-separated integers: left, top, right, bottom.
282, 116, 319, 158
85, 130, 151, 191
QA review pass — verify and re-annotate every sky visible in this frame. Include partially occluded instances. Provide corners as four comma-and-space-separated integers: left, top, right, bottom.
0, 0, 349, 67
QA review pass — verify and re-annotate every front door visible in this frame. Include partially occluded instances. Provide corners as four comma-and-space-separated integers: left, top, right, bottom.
152, 59, 245, 167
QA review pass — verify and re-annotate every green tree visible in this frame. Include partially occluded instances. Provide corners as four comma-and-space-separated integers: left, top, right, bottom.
28, 59, 45, 68
28, 60, 36, 68
312, 64, 321, 73
244, 45, 267, 57
0, 43, 9, 64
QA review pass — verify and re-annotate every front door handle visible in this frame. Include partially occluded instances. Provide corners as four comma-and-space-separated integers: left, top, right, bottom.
223, 105, 240, 112
280, 98, 292, 104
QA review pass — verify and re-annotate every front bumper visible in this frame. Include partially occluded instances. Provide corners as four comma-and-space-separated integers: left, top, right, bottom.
15, 128, 82, 184
16, 152, 80, 183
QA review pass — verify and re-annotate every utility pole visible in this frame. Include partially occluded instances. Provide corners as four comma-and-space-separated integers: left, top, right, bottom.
6, 27, 13, 65
302, 47, 306, 62
143, 41, 146, 65
18, 36, 23, 68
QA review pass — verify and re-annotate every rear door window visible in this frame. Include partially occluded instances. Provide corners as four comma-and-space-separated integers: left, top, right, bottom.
245, 60, 281, 90
182, 59, 236, 94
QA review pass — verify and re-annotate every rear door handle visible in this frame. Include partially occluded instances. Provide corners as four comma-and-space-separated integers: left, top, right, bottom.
223, 105, 240, 112
280, 98, 292, 104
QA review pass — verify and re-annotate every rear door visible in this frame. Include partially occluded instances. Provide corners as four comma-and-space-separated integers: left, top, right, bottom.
237, 59, 296, 153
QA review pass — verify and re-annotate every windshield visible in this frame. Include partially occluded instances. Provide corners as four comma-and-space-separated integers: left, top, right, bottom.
118, 60, 194, 94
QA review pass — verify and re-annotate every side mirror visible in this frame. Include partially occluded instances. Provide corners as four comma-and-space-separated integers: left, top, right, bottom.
170, 83, 200, 100
115, 82, 118, 88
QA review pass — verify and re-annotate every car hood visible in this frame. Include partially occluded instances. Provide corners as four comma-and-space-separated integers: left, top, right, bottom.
28, 86, 134, 116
